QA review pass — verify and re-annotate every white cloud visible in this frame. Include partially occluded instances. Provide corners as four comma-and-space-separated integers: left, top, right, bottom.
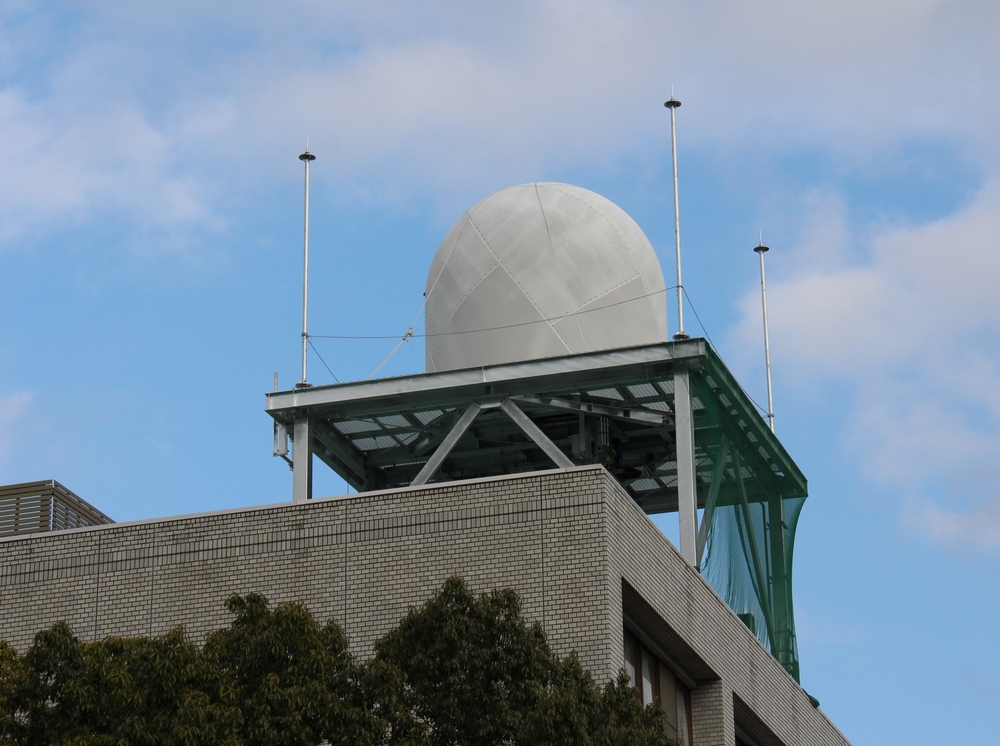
729, 182, 1000, 549
760, 180, 1000, 374
2, 1, 999, 245
236, 0, 1000, 196
0, 89, 217, 245
902, 500, 1000, 551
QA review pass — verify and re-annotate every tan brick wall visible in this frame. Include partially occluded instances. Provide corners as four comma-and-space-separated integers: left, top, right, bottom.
0, 469, 608, 673
0, 466, 850, 746
603, 473, 850, 746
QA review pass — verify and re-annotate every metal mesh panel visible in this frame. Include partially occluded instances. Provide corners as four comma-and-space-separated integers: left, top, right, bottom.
703, 492, 805, 682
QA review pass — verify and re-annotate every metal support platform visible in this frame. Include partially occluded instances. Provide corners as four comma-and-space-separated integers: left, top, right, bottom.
267, 339, 805, 504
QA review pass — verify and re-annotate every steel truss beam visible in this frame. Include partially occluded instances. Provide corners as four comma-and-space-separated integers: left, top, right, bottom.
265, 340, 807, 501
411, 402, 488, 486
409, 399, 574, 486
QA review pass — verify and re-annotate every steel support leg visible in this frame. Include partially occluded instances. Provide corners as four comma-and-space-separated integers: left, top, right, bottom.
674, 368, 698, 566
292, 417, 313, 503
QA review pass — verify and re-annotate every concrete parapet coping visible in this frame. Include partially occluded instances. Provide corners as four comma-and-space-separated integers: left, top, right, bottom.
0, 465, 602, 545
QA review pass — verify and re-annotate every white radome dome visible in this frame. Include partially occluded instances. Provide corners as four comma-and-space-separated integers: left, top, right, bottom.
425, 183, 668, 372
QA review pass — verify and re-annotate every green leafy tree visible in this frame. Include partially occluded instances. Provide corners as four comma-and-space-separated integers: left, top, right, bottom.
1, 579, 677, 746
201, 593, 381, 746
0, 599, 376, 745
370, 576, 677, 746
1, 621, 238, 745
0, 639, 25, 740
369, 577, 551, 745
522, 655, 673, 746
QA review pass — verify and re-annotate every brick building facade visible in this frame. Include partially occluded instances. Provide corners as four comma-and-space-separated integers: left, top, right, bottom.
0, 466, 849, 746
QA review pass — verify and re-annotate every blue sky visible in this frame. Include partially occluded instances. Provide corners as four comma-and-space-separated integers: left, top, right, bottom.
2, 2, 998, 742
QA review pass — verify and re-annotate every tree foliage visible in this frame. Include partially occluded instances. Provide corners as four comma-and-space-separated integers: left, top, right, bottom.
200, 593, 378, 745
0, 622, 238, 745
0, 577, 678, 746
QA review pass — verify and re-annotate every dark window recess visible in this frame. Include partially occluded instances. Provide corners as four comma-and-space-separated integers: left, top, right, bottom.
624, 627, 692, 745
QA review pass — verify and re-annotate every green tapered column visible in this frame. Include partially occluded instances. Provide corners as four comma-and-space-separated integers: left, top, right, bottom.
768, 494, 798, 681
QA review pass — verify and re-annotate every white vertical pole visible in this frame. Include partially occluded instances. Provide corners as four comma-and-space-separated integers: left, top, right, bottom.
297, 148, 316, 389
755, 241, 775, 432
665, 96, 687, 340
674, 368, 698, 566
293, 150, 316, 500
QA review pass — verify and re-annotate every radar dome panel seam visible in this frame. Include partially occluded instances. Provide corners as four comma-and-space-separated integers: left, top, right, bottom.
543, 183, 647, 305
427, 214, 555, 368
468, 209, 566, 330
542, 183, 665, 340
430, 198, 576, 365
463, 208, 576, 353
425, 182, 668, 372
425, 218, 501, 365
534, 182, 588, 352
536, 185, 654, 326
540, 184, 641, 300
425, 212, 476, 307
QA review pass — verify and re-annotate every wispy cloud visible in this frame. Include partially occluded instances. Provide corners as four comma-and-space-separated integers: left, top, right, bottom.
2, 1, 998, 247
0, 91, 216, 243
902, 500, 1000, 551
730, 182, 1000, 550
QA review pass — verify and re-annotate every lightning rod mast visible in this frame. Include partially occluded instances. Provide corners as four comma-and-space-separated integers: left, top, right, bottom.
665, 94, 688, 340
297, 147, 316, 389
755, 238, 775, 432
